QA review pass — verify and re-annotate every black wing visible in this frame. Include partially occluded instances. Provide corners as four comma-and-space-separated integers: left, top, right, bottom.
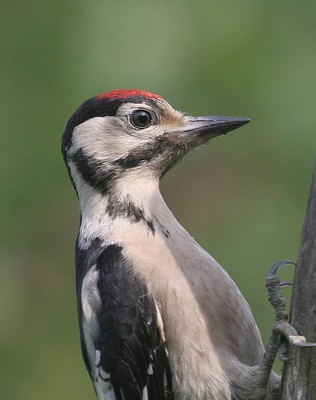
79, 244, 173, 400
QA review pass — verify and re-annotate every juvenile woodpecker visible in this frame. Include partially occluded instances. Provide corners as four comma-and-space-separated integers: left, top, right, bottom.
62, 90, 280, 400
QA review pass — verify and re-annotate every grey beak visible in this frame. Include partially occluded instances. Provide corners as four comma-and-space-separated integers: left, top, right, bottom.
184, 116, 250, 139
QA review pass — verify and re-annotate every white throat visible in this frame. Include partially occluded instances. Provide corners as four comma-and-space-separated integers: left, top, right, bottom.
70, 162, 169, 249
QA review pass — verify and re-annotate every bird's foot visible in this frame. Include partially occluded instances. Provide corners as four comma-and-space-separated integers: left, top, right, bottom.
230, 260, 314, 400
265, 260, 316, 361
266, 259, 294, 322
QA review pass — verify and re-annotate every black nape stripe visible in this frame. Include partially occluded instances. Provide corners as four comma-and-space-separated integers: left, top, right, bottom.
158, 224, 170, 239
106, 196, 155, 234
71, 149, 118, 194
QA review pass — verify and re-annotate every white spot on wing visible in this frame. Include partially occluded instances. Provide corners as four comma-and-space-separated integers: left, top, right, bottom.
147, 363, 153, 375
95, 382, 116, 400
81, 265, 101, 378
99, 366, 111, 381
163, 371, 168, 387
81, 265, 101, 324
142, 385, 149, 400
108, 388, 117, 400
95, 349, 101, 366
94, 350, 112, 398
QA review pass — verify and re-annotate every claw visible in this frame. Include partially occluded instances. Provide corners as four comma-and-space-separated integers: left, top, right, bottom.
265, 260, 294, 322
290, 338, 316, 348
264, 259, 316, 371
279, 281, 293, 287
268, 260, 295, 286
268, 260, 296, 278
279, 349, 290, 362
274, 321, 316, 349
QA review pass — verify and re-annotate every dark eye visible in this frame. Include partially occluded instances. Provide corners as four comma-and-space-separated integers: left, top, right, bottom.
130, 110, 153, 129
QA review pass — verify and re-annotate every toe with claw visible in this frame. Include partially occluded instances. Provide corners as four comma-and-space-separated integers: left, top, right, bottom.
266, 260, 316, 350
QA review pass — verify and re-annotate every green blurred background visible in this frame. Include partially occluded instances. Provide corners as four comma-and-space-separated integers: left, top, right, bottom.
1, 1, 315, 398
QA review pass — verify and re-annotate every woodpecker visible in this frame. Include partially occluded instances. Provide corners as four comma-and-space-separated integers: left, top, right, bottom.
62, 90, 280, 400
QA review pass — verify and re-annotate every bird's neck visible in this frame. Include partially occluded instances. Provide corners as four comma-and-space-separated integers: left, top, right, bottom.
77, 173, 173, 249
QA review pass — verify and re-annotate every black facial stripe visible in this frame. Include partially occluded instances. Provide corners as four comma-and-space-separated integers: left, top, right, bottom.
71, 149, 118, 194
71, 149, 156, 234
115, 135, 186, 170
70, 135, 187, 196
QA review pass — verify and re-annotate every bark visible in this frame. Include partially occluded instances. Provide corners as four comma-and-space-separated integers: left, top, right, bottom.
280, 164, 316, 399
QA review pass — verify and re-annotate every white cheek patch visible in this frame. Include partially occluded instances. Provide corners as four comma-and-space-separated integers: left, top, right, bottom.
70, 116, 139, 163
70, 117, 106, 155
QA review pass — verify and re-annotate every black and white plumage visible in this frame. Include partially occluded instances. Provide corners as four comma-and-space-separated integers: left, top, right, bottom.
62, 90, 279, 400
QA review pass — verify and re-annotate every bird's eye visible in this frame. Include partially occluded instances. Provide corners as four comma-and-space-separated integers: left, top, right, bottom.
130, 110, 153, 129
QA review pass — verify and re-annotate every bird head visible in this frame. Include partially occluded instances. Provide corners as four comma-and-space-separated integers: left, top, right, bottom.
62, 89, 249, 195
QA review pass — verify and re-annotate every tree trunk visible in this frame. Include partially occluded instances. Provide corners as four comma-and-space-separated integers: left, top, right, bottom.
280, 164, 316, 399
